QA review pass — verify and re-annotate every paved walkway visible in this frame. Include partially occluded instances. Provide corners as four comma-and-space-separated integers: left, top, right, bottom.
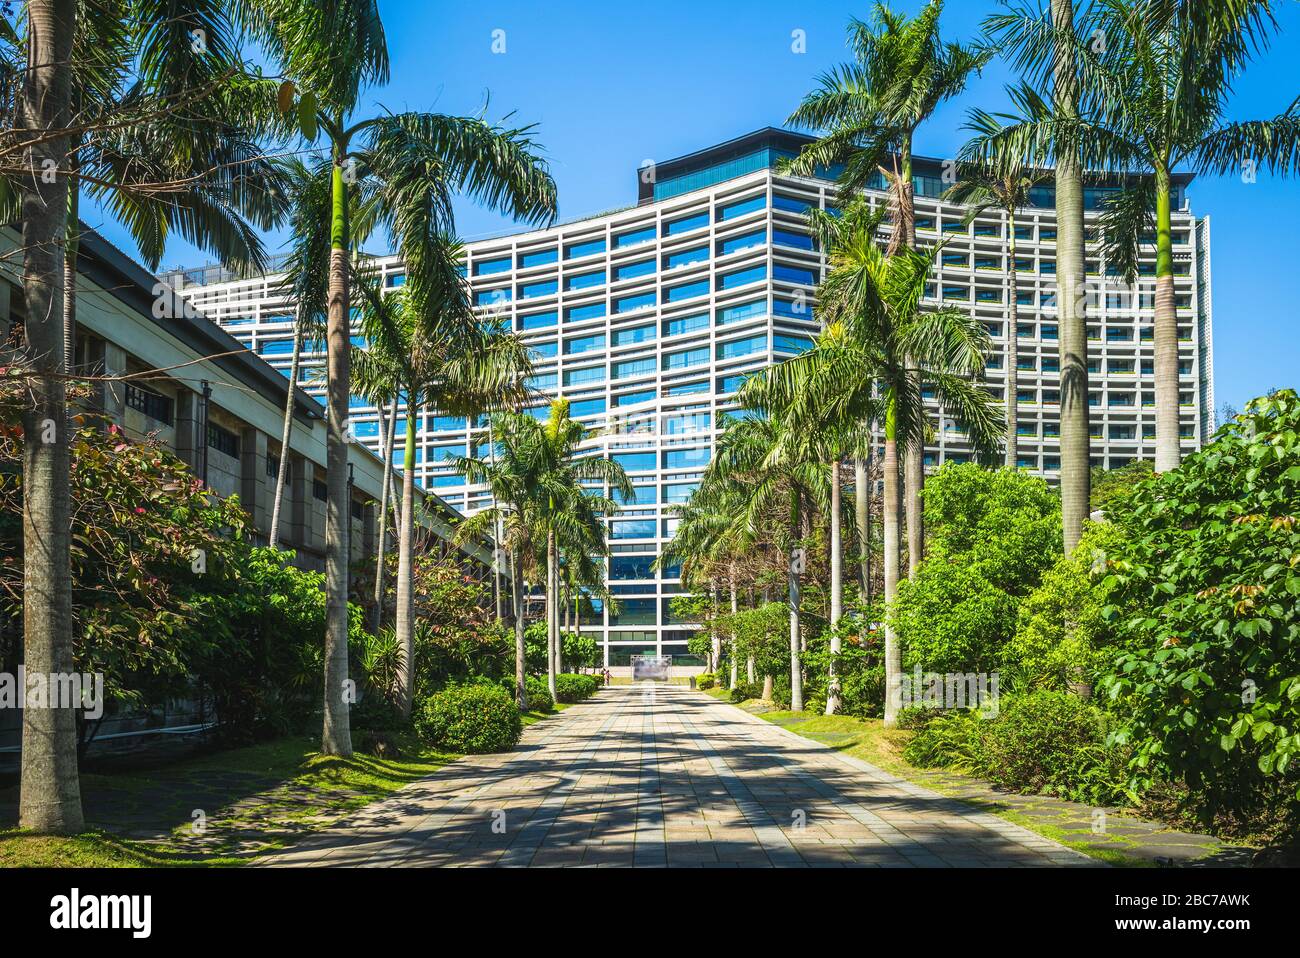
258, 686, 1098, 867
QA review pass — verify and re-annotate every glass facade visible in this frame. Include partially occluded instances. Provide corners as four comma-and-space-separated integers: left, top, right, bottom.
172, 129, 1212, 671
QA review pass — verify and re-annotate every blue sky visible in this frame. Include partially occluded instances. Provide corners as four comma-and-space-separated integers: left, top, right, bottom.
101, 0, 1300, 413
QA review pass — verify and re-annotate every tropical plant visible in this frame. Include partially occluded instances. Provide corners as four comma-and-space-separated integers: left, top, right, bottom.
701, 410, 826, 712
985, 0, 1300, 486
977, 0, 1092, 550
455, 400, 629, 701
770, 200, 1002, 725
740, 323, 880, 713
785, 0, 989, 569
243, 0, 556, 755
1101, 389, 1300, 821
352, 244, 531, 716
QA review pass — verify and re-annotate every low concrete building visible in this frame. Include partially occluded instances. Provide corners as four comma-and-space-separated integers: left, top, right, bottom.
1, 226, 492, 573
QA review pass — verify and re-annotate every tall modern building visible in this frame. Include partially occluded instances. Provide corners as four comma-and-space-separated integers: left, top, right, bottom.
163, 127, 1215, 671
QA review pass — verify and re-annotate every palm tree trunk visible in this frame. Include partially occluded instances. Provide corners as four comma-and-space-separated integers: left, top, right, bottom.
1152, 163, 1180, 473
897, 133, 925, 575
1006, 221, 1020, 468
747, 656, 756, 684
855, 456, 870, 601
511, 546, 528, 710
788, 489, 804, 712
268, 305, 303, 550
62, 172, 78, 371
546, 528, 558, 699
18, 0, 83, 834
321, 156, 353, 757
904, 446, 924, 574
395, 403, 417, 717
882, 403, 903, 727
709, 588, 720, 673
371, 399, 397, 631
555, 571, 565, 675
1052, 0, 1091, 552
826, 458, 843, 714
762, 674, 773, 701
729, 583, 739, 688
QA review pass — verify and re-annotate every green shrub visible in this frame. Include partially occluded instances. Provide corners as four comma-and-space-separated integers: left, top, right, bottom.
904, 709, 987, 768
696, 672, 716, 690
1003, 522, 1124, 692
415, 683, 522, 753
978, 691, 1110, 794
554, 672, 600, 703
525, 676, 553, 712
1101, 390, 1300, 820
903, 691, 1132, 807
729, 680, 762, 703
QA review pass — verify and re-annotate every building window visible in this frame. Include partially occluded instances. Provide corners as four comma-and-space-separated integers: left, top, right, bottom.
718, 229, 766, 255
565, 237, 606, 259
312, 479, 327, 501
664, 313, 708, 337
566, 270, 607, 291
664, 211, 708, 235
207, 422, 239, 458
124, 383, 174, 425
614, 259, 654, 281
614, 225, 656, 248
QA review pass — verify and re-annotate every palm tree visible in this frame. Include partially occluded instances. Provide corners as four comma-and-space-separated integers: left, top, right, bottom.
13, 0, 82, 837
785, 1, 988, 574
792, 200, 1002, 725
944, 161, 1047, 468
58, 4, 285, 369
703, 409, 827, 713
658, 480, 752, 679
352, 249, 531, 717
7, 0, 284, 836
744, 322, 882, 714
242, 0, 556, 754
533, 401, 630, 696
451, 410, 542, 710
979, 0, 1093, 550
1081, 0, 1299, 471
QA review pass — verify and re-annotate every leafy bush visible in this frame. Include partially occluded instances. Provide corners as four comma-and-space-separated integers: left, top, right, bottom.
696, 673, 716, 690
415, 683, 522, 753
729, 680, 762, 703
979, 691, 1117, 798
1003, 522, 1124, 692
1101, 390, 1300, 819
903, 709, 986, 768
554, 672, 600, 703
892, 563, 1018, 674
921, 462, 1062, 588
904, 691, 1130, 806
891, 464, 1061, 677
525, 676, 553, 712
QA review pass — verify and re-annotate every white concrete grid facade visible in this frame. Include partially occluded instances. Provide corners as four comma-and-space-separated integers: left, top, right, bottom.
164, 140, 1213, 669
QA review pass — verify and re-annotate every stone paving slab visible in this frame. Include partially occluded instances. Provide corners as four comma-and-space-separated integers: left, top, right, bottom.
256, 685, 1102, 868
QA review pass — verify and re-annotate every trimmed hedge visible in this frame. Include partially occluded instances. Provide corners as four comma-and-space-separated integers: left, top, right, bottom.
696, 672, 716, 690
415, 683, 522, 753
554, 673, 601, 703
525, 676, 554, 713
